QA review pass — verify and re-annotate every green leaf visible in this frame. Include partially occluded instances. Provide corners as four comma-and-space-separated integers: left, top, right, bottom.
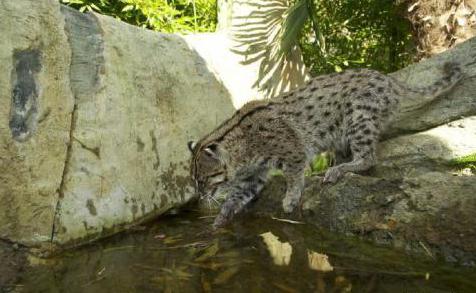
311, 154, 329, 174
89, 3, 101, 11
122, 5, 134, 12
280, 0, 309, 56
231, 0, 309, 97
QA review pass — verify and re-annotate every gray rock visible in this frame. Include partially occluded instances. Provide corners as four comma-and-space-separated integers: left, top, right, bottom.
0, 0, 73, 247
0, 0, 307, 249
386, 38, 476, 137
254, 117, 476, 265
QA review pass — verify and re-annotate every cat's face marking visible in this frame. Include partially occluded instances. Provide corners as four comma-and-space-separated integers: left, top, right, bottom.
188, 141, 227, 201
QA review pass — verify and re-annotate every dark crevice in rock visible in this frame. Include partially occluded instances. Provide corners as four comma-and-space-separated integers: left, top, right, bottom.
86, 199, 98, 216
150, 130, 160, 170
73, 136, 100, 159
60, 6, 104, 97
50, 104, 77, 244
50, 6, 105, 245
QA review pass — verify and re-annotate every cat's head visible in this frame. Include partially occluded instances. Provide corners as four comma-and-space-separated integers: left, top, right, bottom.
188, 141, 228, 202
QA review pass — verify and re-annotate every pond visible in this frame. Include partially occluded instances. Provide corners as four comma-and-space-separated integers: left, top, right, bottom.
9, 211, 476, 292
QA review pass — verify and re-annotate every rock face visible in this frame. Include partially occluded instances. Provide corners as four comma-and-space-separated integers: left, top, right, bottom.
386, 37, 476, 137
253, 117, 476, 266
0, 0, 73, 247
0, 0, 307, 250
250, 39, 476, 265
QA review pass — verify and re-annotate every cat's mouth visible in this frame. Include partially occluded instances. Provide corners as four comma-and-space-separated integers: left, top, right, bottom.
199, 185, 228, 210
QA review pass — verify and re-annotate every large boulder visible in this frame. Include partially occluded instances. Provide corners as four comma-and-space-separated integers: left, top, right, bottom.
0, 0, 73, 247
0, 0, 306, 250
253, 116, 476, 266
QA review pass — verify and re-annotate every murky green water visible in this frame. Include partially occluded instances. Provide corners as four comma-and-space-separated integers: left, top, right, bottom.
12, 211, 476, 292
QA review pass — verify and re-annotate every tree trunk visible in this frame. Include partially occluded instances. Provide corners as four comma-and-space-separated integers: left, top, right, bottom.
404, 0, 476, 60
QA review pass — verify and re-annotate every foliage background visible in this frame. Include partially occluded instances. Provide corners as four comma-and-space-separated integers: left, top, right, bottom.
60, 0, 217, 32
60, 0, 415, 75
299, 0, 414, 75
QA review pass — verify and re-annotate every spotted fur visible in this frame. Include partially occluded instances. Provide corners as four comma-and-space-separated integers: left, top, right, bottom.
188, 62, 464, 228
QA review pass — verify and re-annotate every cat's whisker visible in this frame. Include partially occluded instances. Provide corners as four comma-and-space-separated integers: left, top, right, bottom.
210, 196, 220, 207
206, 197, 212, 210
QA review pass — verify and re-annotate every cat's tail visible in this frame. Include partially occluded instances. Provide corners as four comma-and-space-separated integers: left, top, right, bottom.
391, 61, 464, 112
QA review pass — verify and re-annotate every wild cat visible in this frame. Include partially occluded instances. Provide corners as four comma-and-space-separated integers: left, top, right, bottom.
188, 62, 463, 228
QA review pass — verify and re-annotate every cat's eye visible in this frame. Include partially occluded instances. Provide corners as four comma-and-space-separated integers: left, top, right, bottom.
208, 173, 225, 185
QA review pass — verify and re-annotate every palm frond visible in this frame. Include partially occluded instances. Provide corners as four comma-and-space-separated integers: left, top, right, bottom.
231, 0, 310, 98
280, 0, 309, 55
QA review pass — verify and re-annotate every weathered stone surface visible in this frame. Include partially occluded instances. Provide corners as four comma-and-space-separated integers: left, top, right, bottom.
0, 0, 73, 246
0, 0, 307, 249
185, 32, 272, 108
52, 9, 239, 246
254, 117, 476, 265
0, 240, 27, 289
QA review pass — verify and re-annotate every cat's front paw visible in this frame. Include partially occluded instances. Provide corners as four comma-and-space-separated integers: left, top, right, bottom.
323, 166, 343, 183
212, 214, 228, 229
282, 196, 299, 213
212, 202, 235, 229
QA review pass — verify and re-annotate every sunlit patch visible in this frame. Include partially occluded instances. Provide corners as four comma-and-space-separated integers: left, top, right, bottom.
307, 250, 334, 272
260, 232, 293, 266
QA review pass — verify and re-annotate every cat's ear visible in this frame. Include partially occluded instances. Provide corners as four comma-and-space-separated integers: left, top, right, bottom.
187, 141, 197, 152
204, 143, 219, 158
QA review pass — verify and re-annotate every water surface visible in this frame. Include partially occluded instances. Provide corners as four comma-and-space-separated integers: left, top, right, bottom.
13, 211, 476, 292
